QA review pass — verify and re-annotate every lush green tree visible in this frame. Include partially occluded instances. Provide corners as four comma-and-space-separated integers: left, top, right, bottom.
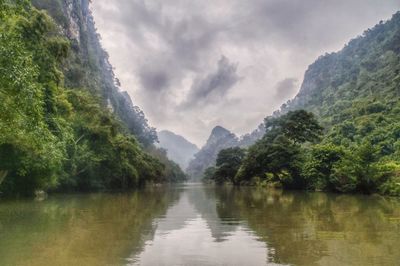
302, 144, 345, 190
210, 147, 246, 184
0, 3, 65, 196
235, 135, 304, 188
330, 142, 384, 194
203, 167, 217, 182
235, 110, 323, 188
378, 162, 400, 196
264, 110, 323, 144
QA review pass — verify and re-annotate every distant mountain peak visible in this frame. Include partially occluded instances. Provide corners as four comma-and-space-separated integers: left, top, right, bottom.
158, 130, 199, 170
210, 126, 232, 137
159, 130, 199, 149
186, 126, 240, 180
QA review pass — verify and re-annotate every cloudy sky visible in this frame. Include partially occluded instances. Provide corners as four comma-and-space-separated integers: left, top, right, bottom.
91, 0, 400, 146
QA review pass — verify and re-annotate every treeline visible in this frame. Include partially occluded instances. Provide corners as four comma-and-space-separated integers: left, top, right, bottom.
0, 1, 185, 197
204, 110, 400, 196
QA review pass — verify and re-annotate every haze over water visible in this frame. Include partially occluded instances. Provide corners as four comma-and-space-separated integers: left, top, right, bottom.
0, 184, 399, 266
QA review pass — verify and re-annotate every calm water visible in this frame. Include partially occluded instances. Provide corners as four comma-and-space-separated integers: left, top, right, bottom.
0, 184, 399, 266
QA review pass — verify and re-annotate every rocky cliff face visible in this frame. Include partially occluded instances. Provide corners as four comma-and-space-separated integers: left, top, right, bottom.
32, 0, 157, 146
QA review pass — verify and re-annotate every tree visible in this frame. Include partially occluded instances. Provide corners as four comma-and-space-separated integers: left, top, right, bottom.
203, 167, 216, 182
302, 144, 345, 190
212, 147, 246, 184
264, 110, 323, 144
235, 110, 323, 188
0, 5, 64, 196
330, 141, 384, 194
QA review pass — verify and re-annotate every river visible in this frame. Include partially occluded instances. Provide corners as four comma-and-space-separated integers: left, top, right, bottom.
0, 183, 399, 265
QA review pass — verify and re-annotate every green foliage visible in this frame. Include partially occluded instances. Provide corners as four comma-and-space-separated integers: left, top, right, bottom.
59, 89, 166, 190
264, 110, 323, 144
329, 142, 385, 194
235, 110, 322, 189
203, 166, 217, 182
31, 0, 68, 27
302, 144, 345, 190
378, 163, 400, 196
0, 4, 65, 196
0, 143, 60, 196
204, 147, 245, 184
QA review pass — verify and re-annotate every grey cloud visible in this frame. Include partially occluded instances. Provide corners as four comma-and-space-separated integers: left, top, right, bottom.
167, 17, 221, 70
224, 0, 400, 51
103, 0, 224, 110
111, 0, 221, 69
181, 56, 241, 108
274, 78, 298, 101
139, 67, 170, 92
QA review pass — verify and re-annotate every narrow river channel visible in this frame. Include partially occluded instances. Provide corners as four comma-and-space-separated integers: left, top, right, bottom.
0, 183, 399, 265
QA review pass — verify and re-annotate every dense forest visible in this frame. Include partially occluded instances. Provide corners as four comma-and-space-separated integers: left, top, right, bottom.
205, 12, 400, 196
0, 0, 186, 197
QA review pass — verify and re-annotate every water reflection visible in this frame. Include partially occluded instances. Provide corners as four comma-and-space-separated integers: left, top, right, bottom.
0, 186, 182, 266
0, 184, 399, 266
211, 186, 400, 266
131, 184, 273, 266
132, 184, 400, 266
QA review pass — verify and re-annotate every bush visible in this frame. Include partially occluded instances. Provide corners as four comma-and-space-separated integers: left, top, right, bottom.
378, 163, 400, 196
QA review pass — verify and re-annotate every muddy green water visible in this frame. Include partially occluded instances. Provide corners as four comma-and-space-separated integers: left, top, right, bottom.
0, 183, 399, 266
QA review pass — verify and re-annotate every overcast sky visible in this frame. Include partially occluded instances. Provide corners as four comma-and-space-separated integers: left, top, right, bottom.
91, 0, 400, 146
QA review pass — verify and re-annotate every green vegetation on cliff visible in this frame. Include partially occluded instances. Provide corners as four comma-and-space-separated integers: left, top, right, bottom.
0, 1, 185, 196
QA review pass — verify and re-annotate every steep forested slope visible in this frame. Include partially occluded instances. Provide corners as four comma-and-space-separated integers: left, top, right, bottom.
0, 0, 185, 196
278, 12, 400, 161
32, 0, 157, 146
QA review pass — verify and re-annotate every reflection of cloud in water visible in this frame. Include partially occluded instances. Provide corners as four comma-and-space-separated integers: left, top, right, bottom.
186, 184, 240, 242
129, 184, 283, 266
152, 184, 240, 241
131, 217, 278, 266
155, 191, 198, 233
